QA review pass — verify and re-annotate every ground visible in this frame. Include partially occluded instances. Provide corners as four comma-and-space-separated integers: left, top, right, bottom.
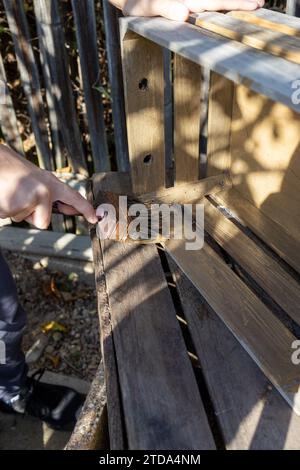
0, 250, 100, 449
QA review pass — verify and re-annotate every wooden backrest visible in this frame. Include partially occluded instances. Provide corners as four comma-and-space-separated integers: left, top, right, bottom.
120, 9, 300, 273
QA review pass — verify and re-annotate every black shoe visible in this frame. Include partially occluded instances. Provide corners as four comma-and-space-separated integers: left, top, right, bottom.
0, 369, 86, 430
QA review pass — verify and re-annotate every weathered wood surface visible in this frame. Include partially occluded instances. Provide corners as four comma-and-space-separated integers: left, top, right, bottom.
33, 0, 88, 175
230, 8, 300, 35
165, 238, 300, 414
136, 174, 231, 206
192, 12, 300, 64
0, 227, 92, 262
228, 83, 300, 255
287, 0, 300, 17
206, 72, 234, 177
101, 239, 215, 449
103, 1, 129, 172
3, 0, 53, 170
89, 177, 125, 450
93, 172, 215, 450
72, 0, 110, 173
163, 49, 173, 176
174, 55, 201, 183
168, 257, 300, 450
0, 53, 23, 155
214, 188, 300, 275
34, 2, 64, 169
66, 362, 108, 450
121, 30, 165, 193
203, 198, 300, 327
120, 17, 300, 112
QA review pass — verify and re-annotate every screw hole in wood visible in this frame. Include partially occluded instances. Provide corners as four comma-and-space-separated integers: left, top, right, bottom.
143, 154, 152, 165
138, 78, 148, 91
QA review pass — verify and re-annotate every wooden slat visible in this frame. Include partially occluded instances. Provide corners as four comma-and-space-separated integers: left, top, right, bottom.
102, 239, 215, 450
120, 17, 300, 113
89, 178, 125, 449
35, 6, 65, 169
174, 55, 201, 183
287, 0, 300, 17
163, 49, 173, 177
90, 246, 125, 449
203, 198, 300, 326
93, 172, 215, 450
168, 257, 300, 450
206, 72, 234, 177
102, 1, 129, 172
165, 238, 300, 414
0, 53, 23, 155
66, 362, 108, 450
33, 0, 88, 176
136, 174, 231, 205
229, 83, 300, 247
192, 12, 300, 65
0, 227, 92, 262
214, 188, 300, 274
3, 0, 53, 170
230, 9, 300, 37
121, 30, 165, 193
72, 0, 110, 172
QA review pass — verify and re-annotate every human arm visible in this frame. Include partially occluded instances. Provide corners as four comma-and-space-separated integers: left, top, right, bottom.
109, 0, 264, 21
0, 145, 98, 229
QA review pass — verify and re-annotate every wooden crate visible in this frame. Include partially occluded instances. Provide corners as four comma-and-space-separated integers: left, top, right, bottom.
89, 9, 300, 450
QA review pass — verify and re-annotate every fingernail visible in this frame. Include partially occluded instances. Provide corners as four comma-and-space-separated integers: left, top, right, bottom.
96, 206, 105, 218
90, 214, 99, 224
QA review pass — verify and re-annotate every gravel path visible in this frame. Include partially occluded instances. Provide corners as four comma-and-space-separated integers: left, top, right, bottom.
3, 250, 100, 381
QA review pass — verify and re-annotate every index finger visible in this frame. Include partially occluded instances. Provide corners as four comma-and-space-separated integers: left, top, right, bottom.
53, 181, 98, 224
183, 0, 262, 11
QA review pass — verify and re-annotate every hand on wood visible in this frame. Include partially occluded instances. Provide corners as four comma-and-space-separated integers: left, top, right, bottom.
112, 0, 264, 21
0, 145, 98, 229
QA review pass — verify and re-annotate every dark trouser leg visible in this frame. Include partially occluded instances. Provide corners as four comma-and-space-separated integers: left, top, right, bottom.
0, 251, 27, 401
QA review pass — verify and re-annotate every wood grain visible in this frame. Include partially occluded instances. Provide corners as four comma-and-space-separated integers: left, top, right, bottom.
4, 0, 53, 170
0, 53, 24, 155
228, 83, 300, 259
120, 17, 300, 113
136, 174, 231, 205
165, 238, 300, 414
33, 0, 88, 175
229, 9, 300, 37
121, 30, 165, 193
203, 198, 300, 326
66, 362, 108, 450
102, 239, 215, 450
89, 178, 125, 450
168, 257, 300, 450
102, 1, 129, 172
72, 0, 110, 172
206, 72, 234, 177
93, 172, 215, 450
214, 188, 300, 274
174, 55, 202, 183
193, 12, 300, 65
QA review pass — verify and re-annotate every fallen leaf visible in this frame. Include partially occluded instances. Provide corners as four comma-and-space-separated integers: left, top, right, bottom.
41, 321, 67, 334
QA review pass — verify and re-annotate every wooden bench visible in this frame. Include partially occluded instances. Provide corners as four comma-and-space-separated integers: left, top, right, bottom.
89, 9, 300, 450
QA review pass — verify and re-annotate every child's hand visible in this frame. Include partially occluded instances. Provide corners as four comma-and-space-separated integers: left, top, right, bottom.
0, 145, 98, 229
111, 0, 264, 22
